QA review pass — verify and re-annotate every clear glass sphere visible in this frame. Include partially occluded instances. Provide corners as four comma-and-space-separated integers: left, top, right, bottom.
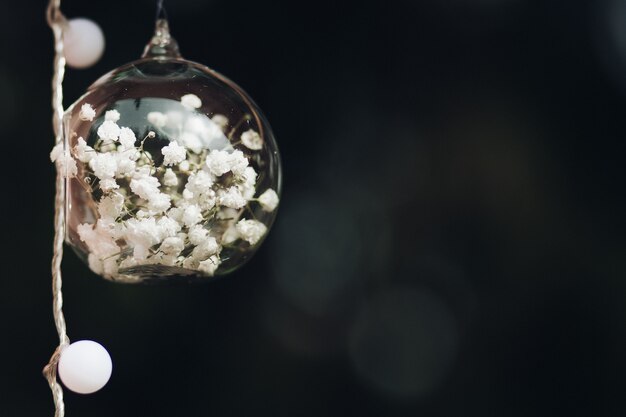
63, 54, 281, 283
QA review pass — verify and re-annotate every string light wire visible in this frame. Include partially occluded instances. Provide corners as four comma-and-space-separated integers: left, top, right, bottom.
44, 0, 69, 416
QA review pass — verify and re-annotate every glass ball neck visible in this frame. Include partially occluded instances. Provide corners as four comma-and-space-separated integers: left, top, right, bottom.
142, 18, 181, 59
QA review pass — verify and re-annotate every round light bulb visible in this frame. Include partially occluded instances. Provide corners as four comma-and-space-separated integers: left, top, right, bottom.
58, 340, 112, 394
63, 18, 105, 69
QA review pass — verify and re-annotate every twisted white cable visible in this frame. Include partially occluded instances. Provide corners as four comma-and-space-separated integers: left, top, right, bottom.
44, 0, 69, 416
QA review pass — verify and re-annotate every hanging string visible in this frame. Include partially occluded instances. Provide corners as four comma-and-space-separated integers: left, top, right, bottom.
44, 0, 69, 416
156, 0, 168, 21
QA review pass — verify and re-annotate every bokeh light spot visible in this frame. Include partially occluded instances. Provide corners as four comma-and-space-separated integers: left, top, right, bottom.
349, 287, 458, 400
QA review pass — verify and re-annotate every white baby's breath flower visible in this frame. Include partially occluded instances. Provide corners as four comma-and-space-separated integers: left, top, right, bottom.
100, 178, 119, 192
199, 190, 217, 210
159, 236, 185, 256
185, 172, 217, 209
115, 153, 136, 177
161, 141, 187, 166
62, 156, 78, 178
183, 189, 194, 200
103, 256, 120, 277
50, 143, 78, 178
105, 109, 120, 122
79, 103, 96, 121
238, 166, 258, 200
185, 171, 214, 195
229, 150, 249, 177
157, 216, 182, 239
163, 168, 178, 187
181, 93, 202, 110
88, 253, 104, 275
147, 192, 172, 213
98, 193, 125, 221
74, 137, 95, 163
130, 175, 160, 200
258, 189, 279, 211
50, 143, 63, 163
167, 207, 184, 223
147, 111, 168, 128
241, 129, 263, 150
236, 219, 267, 245
97, 218, 124, 240
133, 244, 150, 260
118, 127, 136, 149
182, 256, 200, 270
198, 255, 221, 276
124, 218, 163, 258
205, 149, 232, 176
89, 152, 118, 179
128, 148, 141, 161
182, 204, 203, 227
188, 225, 209, 245
241, 166, 257, 184
97, 120, 121, 143
135, 209, 155, 219
218, 186, 247, 209
151, 253, 178, 267
191, 236, 220, 260
211, 114, 229, 130
77, 222, 120, 258
175, 199, 192, 212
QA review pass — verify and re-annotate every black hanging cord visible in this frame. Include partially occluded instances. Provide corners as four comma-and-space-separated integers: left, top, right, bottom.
156, 0, 168, 21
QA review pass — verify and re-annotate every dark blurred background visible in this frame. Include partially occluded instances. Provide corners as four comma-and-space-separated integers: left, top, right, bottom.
1, 0, 625, 415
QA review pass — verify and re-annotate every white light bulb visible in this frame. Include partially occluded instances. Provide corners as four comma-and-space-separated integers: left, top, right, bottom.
63, 18, 105, 69
58, 340, 112, 394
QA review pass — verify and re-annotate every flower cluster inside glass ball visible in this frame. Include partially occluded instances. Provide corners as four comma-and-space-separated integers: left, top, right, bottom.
51, 93, 279, 281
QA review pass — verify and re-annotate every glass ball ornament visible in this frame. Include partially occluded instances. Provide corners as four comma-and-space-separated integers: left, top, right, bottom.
63, 20, 282, 283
